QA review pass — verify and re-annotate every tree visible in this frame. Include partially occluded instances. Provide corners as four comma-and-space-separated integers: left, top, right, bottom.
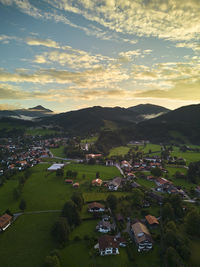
165, 247, 182, 267
151, 167, 162, 177
185, 209, 200, 236
71, 192, 84, 211
44, 255, 60, 267
107, 194, 117, 211
162, 203, 174, 221
132, 188, 144, 207
96, 171, 100, 178
19, 199, 26, 211
13, 187, 21, 200
51, 217, 70, 245
56, 168, 64, 177
62, 201, 81, 227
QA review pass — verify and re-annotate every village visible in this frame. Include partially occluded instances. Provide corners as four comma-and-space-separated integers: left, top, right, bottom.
1, 134, 200, 267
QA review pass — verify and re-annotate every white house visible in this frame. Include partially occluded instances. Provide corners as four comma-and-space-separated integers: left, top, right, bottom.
98, 235, 120, 256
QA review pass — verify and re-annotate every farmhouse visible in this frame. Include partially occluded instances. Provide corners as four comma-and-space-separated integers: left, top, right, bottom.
96, 220, 115, 233
47, 163, 64, 171
0, 214, 12, 231
73, 182, 79, 188
92, 178, 103, 186
108, 177, 122, 191
88, 202, 105, 213
145, 215, 159, 226
97, 235, 120, 256
65, 179, 73, 184
86, 154, 102, 160
131, 221, 153, 252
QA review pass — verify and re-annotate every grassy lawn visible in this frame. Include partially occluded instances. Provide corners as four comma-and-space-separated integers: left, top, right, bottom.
17, 163, 121, 211
132, 244, 161, 267
81, 136, 98, 143
0, 179, 19, 214
166, 167, 194, 189
50, 146, 66, 158
60, 241, 132, 267
109, 146, 130, 157
143, 144, 162, 154
171, 151, 200, 165
136, 178, 155, 189
0, 213, 58, 267
69, 220, 98, 240
26, 128, 57, 136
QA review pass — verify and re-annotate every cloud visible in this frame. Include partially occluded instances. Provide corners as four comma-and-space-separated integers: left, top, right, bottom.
26, 37, 60, 48
0, 103, 22, 110
175, 42, 200, 52
45, 0, 200, 41
0, 83, 31, 99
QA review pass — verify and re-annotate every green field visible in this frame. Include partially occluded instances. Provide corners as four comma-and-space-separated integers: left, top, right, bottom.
60, 241, 132, 267
109, 146, 130, 157
136, 178, 155, 189
0, 163, 121, 213
81, 136, 98, 143
0, 213, 58, 267
0, 178, 19, 214
50, 146, 66, 158
26, 128, 57, 136
171, 151, 200, 165
143, 144, 162, 154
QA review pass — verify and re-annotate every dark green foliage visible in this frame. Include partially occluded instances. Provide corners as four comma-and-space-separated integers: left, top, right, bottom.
56, 168, 64, 177
131, 188, 144, 207
62, 201, 81, 227
71, 192, 84, 211
106, 194, 117, 211
162, 203, 174, 221
44, 255, 60, 267
187, 161, 200, 183
185, 209, 200, 237
19, 199, 26, 211
13, 187, 21, 200
165, 247, 182, 267
51, 217, 70, 245
151, 167, 162, 177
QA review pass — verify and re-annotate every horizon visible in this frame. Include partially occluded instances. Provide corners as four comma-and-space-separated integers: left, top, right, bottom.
0, 1, 200, 112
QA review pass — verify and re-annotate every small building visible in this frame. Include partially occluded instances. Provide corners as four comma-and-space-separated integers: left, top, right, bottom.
47, 163, 64, 171
0, 214, 12, 231
106, 160, 114, 166
98, 235, 120, 256
88, 202, 105, 213
92, 178, 103, 186
86, 154, 102, 160
65, 179, 73, 184
96, 220, 115, 233
145, 215, 159, 227
131, 221, 153, 252
73, 182, 79, 188
108, 177, 122, 191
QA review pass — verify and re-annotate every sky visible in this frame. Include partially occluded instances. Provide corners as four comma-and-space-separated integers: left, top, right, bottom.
0, 0, 200, 112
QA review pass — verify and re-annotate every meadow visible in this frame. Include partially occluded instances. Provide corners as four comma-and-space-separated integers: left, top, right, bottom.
109, 146, 130, 157
0, 213, 58, 267
50, 146, 66, 158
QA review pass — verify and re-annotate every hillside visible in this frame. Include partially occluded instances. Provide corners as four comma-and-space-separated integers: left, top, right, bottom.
128, 104, 170, 119
38, 106, 139, 135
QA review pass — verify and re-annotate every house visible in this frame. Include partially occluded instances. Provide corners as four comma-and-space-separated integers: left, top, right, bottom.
116, 237, 127, 247
96, 220, 115, 233
195, 185, 200, 195
88, 202, 105, 213
47, 163, 64, 171
92, 178, 103, 186
106, 160, 114, 166
145, 215, 159, 226
98, 235, 120, 256
0, 214, 12, 231
65, 179, 73, 184
155, 177, 172, 187
131, 222, 153, 252
148, 191, 164, 205
102, 214, 110, 221
108, 177, 122, 191
73, 182, 79, 188
86, 154, 102, 160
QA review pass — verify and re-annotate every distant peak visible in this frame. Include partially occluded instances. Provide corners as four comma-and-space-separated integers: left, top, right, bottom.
29, 105, 53, 112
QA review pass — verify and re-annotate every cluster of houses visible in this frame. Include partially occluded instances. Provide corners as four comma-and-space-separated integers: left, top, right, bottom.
0, 136, 68, 176
87, 201, 159, 256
